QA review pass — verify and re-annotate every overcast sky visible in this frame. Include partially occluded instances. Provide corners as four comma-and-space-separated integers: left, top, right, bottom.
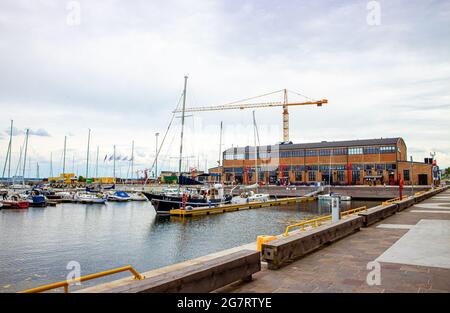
0, 0, 449, 178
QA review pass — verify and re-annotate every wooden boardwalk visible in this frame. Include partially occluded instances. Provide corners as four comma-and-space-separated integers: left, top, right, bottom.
169, 196, 317, 217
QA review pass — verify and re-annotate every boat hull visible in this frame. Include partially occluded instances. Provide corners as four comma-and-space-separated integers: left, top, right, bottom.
151, 196, 232, 214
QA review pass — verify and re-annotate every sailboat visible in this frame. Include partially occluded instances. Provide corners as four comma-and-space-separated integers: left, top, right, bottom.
231, 111, 270, 204
148, 76, 232, 214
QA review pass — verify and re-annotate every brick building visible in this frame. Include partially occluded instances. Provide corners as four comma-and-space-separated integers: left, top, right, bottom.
219, 138, 434, 186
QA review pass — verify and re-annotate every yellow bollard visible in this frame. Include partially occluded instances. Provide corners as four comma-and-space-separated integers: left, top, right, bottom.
256, 235, 278, 252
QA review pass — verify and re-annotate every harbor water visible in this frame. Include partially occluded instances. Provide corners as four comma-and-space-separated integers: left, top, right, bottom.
0, 199, 379, 292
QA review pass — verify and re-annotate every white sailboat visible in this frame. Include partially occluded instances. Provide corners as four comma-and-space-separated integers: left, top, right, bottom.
231, 111, 269, 204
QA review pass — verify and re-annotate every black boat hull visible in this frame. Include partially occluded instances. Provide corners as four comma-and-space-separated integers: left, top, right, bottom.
151, 196, 232, 214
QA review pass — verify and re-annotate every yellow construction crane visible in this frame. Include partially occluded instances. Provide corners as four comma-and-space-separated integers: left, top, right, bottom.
173, 89, 328, 142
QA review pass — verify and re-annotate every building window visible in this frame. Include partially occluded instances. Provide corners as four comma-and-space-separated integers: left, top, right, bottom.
319, 149, 332, 156
308, 171, 316, 181
403, 170, 410, 181
295, 172, 302, 181
305, 150, 318, 157
363, 147, 380, 154
352, 170, 360, 183
348, 147, 363, 155
337, 171, 345, 182
333, 148, 347, 155
380, 146, 396, 154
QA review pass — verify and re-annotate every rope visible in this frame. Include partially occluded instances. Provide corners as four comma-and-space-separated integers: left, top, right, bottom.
145, 92, 184, 183
222, 89, 284, 106
287, 89, 317, 102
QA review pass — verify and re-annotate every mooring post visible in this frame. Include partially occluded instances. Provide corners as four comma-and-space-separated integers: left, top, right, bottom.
331, 196, 341, 223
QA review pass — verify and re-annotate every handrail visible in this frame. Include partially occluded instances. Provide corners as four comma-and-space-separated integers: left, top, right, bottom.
282, 206, 367, 237
19, 265, 144, 293
382, 195, 413, 206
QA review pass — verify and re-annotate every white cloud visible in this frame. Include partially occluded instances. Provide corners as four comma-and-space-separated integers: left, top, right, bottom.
0, 0, 449, 178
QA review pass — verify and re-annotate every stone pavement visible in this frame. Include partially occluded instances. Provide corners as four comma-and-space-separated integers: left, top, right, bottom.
218, 189, 450, 293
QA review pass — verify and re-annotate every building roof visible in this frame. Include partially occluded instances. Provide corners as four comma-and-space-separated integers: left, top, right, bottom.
224, 137, 403, 153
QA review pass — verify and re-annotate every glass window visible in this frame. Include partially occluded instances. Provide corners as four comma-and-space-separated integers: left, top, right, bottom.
380, 146, 396, 154
403, 170, 410, 181
295, 172, 302, 181
337, 171, 345, 181
308, 171, 316, 181
363, 147, 380, 154
348, 147, 363, 155
305, 150, 318, 157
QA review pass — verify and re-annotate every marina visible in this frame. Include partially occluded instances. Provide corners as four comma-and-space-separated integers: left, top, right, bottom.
0, 196, 380, 292
0, 1, 449, 301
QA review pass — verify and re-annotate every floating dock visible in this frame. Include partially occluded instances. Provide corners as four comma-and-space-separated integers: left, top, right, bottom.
169, 196, 317, 217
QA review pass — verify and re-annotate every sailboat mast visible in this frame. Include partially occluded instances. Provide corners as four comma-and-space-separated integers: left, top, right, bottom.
113, 145, 116, 181
62, 136, 67, 178
22, 129, 29, 185
218, 121, 223, 183
178, 75, 188, 188
50, 152, 53, 178
95, 146, 99, 179
252, 111, 258, 186
131, 140, 134, 180
8, 120, 13, 178
86, 128, 91, 179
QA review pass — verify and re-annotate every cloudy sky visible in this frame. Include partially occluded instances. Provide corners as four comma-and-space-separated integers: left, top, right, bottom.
0, 0, 449, 178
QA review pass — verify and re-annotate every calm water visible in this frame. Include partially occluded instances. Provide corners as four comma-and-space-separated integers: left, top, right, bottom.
0, 199, 379, 292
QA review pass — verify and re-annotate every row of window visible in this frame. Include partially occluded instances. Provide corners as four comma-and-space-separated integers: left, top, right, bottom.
223, 164, 397, 173
225, 146, 398, 160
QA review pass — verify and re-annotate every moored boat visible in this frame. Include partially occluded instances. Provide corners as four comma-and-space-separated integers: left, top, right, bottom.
1, 200, 30, 209
74, 192, 107, 204
150, 184, 232, 214
129, 192, 147, 201
107, 191, 131, 202
231, 191, 270, 205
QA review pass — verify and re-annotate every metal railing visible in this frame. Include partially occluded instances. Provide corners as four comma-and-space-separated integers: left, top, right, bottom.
282, 206, 367, 237
19, 265, 144, 293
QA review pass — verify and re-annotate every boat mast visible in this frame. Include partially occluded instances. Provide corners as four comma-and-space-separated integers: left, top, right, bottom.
8, 120, 13, 178
62, 136, 67, 179
86, 128, 91, 179
328, 149, 332, 193
218, 121, 223, 183
22, 129, 29, 186
95, 146, 99, 179
252, 111, 259, 188
49, 152, 53, 178
113, 145, 116, 182
2, 120, 13, 179
178, 75, 188, 190
131, 140, 134, 180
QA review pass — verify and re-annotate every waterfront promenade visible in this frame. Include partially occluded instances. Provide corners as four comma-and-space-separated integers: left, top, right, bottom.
219, 188, 450, 293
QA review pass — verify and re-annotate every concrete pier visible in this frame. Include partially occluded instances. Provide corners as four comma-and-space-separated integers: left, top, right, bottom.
74, 186, 449, 293
218, 187, 450, 293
